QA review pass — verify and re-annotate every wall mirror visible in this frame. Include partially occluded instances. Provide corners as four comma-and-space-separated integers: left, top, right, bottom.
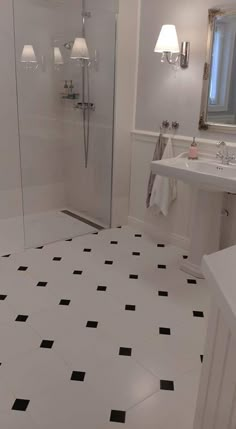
199, 7, 236, 132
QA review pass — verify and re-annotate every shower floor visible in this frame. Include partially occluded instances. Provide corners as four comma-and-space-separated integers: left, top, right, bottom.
0, 209, 99, 255
24, 210, 99, 248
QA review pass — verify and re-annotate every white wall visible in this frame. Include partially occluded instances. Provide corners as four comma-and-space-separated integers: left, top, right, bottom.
111, 0, 141, 227
129, 0, 236, 249
135, 0, 236, 142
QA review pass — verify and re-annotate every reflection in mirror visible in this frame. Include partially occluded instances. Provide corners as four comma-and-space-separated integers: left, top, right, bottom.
208, 14, 236, 124
199, 7, 236, 132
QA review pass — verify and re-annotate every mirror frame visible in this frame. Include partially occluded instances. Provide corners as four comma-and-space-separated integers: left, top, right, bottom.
199, 7, 236, 133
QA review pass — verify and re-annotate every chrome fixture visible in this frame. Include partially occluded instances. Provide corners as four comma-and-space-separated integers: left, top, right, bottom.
160, 120, 180, 130
75, 102, 95, 111
161, 120, 170, 129
68, 0, 94, 168
154, 25, 190, 69
172, 121, 179, 130
64, 41, 74, 50
216, 141, 235, 165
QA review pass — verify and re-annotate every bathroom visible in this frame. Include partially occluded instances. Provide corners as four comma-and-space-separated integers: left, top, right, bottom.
0, 0, 235, 427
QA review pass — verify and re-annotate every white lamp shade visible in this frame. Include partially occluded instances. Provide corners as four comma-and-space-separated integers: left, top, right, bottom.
154, 25, 180, 53
54, 47, 64, 64
21, 45, 37, 63
70, 37, 90, 59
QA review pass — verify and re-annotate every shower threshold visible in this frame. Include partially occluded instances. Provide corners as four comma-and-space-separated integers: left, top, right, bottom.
22, 208, 105, 250
0, 209, 107, 256
61, 210, 104, 231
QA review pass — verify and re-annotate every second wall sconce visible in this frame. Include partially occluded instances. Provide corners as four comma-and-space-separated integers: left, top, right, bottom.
21, 44, 38, 70
154, 25, 190, 69
54, 47, 64, 65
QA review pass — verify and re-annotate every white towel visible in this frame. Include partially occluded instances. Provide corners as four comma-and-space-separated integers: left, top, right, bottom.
150, 137, 177, 216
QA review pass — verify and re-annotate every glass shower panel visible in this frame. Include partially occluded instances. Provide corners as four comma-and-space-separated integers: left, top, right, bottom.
63, 0, 117, 228
13, 0, 117, 248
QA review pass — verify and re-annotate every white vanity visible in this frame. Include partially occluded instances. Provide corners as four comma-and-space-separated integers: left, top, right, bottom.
194, 246, 236, 429
151, 151, 236, 278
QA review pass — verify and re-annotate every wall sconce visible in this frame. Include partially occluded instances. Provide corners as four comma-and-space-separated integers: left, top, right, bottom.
70, 37, 90, 63
21, 44, 38, 70
67, 37, 98, 70
154, 25, 190, 69
54, 47, 64, 69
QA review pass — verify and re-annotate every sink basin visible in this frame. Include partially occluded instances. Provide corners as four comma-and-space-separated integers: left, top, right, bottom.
151, 152, 236, 278
151, 153, 236, 193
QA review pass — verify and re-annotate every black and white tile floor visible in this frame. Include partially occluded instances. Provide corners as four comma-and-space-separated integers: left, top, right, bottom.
0, 226, 210, 428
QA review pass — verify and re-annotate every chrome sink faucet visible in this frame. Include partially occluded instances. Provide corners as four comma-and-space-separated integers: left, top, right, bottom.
216, 141, 235, 165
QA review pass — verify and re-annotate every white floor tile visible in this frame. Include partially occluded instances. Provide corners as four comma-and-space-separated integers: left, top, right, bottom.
0, 323, 41, 364
0, 348, 71, 399
86, 356, 160, 410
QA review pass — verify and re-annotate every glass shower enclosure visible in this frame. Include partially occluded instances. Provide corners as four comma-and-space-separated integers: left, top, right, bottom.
13, 0, 117, 248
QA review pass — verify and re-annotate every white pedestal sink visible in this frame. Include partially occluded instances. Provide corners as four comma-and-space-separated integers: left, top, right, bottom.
151, 153, 236, 278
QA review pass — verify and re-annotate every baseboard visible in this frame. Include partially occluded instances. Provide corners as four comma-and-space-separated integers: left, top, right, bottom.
128, 216, 190, 250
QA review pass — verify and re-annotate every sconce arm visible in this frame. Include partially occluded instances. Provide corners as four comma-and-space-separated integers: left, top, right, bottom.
165, 52, 180, 65
163, 42, 190, 68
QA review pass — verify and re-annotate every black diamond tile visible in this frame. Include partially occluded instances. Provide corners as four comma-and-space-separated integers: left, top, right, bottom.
73, 270, 83, 275
132, 252, 140, 256
15, 315, 28, 322
183, 255, 188, 260
158, 264, 166, 269
159, 327, 171, 335
0, 295, 7, 301
53, 257, 62, 261
134, 234, 142, 237
187, 279, 197, 285
40, 340, 54, 349
2, 254, 11, 258
36, 281, 47, 287
110, 410, 126, 423
119, 347, 132, 357
200, 355, 204, 363
70, 371, 86, 382
36, 246, 44, 249
160, 380, 174, 391
157, 244, 165, 248
117, 226, 122, 229
129, 274, 138, 279
110, 241, 118, 245
158, 290, 168, 297
12, 399, 30, 411
86, 321, 98, 328
125, 305, 136, 311
84, 248, 91, 253
97, 286, 107, 291
105, 260, 113, 265
66, 239, 72, 242
59, 299, 71, 306
193, 311, 204, 318
18, 266, 28, 272
93, 232, 99, 235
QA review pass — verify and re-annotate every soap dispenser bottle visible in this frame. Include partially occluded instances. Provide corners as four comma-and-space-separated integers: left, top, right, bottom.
64, 80, 69, 96
188, 137, 198, 160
